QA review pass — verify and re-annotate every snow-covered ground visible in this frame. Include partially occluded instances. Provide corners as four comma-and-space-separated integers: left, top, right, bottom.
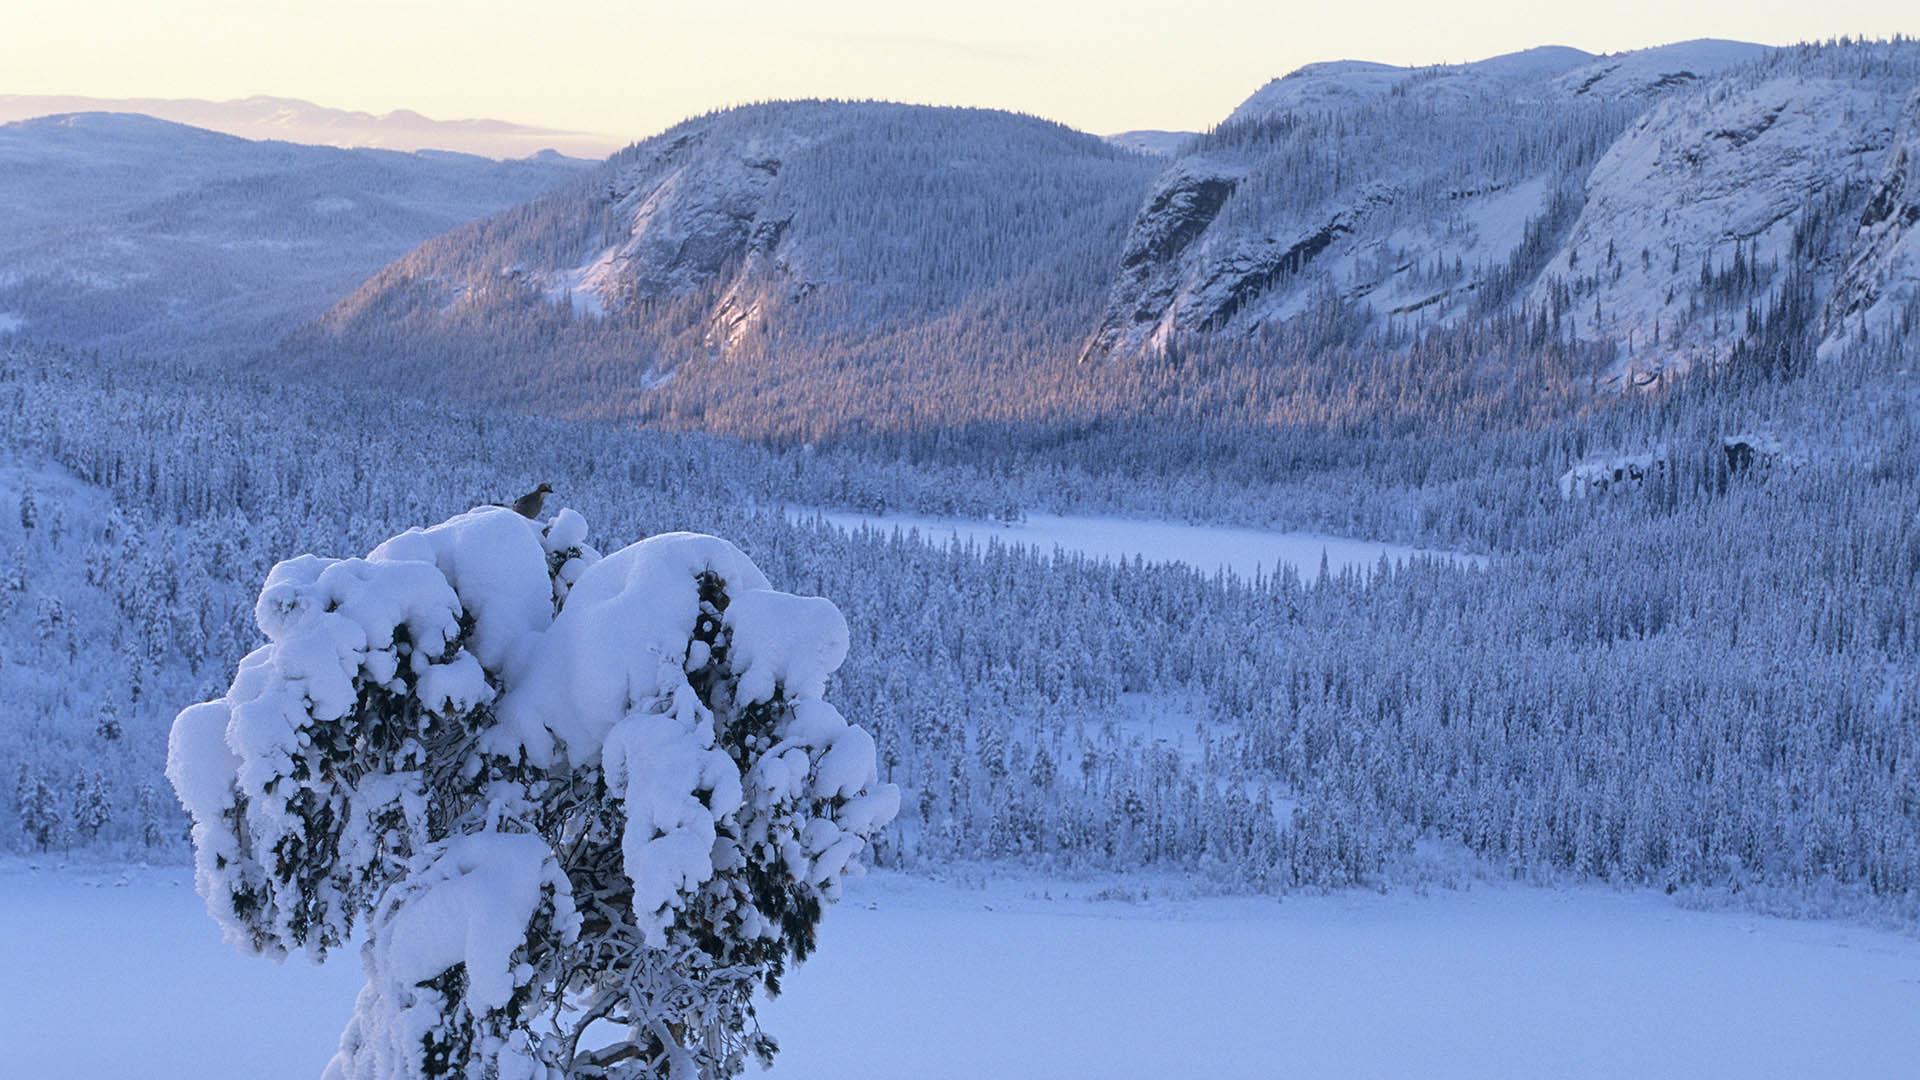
791, 508, 1482, 580
5, 863, 1914, 1079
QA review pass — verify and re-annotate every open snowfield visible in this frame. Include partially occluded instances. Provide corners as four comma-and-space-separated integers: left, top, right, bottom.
791, 508, 1483, 580
4, 863, 1914, 1079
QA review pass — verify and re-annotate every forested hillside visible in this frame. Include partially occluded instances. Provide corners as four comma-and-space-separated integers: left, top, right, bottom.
6, 34, 1919, 930
7, 333, 1916, 921
281, 102, 1159, 435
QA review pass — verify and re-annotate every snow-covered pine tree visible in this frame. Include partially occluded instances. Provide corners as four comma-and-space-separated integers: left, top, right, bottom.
71, 768, 110, 842
166, 506, 897, 1079
94, 703, 123, 743
15, 764, 60, 851
2, 545, 25, 592
136, 780, 172, 849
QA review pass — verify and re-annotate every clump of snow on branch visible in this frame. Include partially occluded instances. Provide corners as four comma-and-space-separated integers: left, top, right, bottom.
325, 834, 580, 1080
166, 506, 896, 1079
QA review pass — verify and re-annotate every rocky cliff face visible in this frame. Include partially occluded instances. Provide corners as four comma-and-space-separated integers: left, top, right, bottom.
1551, 39, 1768, 100
534, 110, 825, 349
1534, 65, 1911, 384
543, 110, 826, 320
1080, 163, 1245, 358
1823, 87, 1920, 350
1080, 46, 1618, 361
1081, 40, 1916, 379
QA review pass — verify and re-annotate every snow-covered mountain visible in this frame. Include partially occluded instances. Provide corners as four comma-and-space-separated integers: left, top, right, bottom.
283, 101, 1159, 426
1528, 47, 1920, 383
0, 113, 589, 360
237, 39, 1920, 438
0, 94, 618, 159
1082, 39, 1919, 381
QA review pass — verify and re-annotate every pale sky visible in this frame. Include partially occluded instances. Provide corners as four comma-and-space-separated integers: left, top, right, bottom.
5, 0, 1916, 141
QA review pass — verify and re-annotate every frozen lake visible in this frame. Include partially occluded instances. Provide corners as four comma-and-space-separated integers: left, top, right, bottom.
4, 863, 1914, 1079
790, 507, 1482, 580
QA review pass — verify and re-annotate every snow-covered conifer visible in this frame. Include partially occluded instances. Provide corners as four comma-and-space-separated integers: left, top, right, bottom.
16, 765, 60, 851
4, 545, 26, 592
71, 768, 110, 842
136, 780, 171, 849
168, 506, 897, 1079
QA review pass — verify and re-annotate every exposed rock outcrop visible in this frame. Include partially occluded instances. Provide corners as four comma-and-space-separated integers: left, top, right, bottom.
1822, 87, 1920, 349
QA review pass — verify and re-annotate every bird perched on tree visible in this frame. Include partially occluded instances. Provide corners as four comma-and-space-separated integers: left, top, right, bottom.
511, 483, 553, 519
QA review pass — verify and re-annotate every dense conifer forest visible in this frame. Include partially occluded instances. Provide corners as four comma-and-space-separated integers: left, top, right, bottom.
7, 323, 1916, 922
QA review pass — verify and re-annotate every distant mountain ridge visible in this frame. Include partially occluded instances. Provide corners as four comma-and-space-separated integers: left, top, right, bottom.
0, 93, 620, 159
38, 38, 1920, 442
287, 39, 1920, 438
0, 112, 589, 360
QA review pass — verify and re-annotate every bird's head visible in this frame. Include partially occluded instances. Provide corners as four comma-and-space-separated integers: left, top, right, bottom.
536, 482, 553, 495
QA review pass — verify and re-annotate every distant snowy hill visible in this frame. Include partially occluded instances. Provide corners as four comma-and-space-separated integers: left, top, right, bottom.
0, 113, 588, 360
1105, 130, 1196, 156
0, 94, 618, 159
282, 101, 1160, 431
1549, 39, 1772, 99
1220, 45, 1596, 126
278, 39, 1920, 438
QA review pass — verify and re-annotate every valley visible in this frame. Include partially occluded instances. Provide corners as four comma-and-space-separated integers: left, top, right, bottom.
2, 27, 1918, 1080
